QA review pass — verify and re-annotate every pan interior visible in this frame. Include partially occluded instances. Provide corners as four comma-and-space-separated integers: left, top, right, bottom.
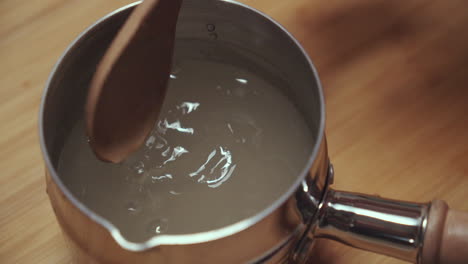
41, 0, 323, 244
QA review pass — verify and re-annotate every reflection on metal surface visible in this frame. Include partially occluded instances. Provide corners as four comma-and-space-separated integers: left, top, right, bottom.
292, 158, 332, 264
331, 204, 420, 226
40, 0, 327, 262
314, 189, 429, 262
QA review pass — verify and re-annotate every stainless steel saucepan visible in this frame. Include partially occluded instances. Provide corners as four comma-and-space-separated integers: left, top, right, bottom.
39, 1, 468, 263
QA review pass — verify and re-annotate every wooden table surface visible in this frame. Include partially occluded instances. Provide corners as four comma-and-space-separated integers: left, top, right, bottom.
1, 0, 467, 263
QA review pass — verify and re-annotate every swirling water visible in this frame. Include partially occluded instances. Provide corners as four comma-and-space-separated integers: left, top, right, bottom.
58, 59, 313, 242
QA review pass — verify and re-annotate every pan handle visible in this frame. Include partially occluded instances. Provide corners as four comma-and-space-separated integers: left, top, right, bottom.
419, 200, 468, 264
312, 189, 468, 263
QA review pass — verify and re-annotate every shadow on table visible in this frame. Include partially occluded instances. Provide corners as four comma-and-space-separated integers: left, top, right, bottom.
292, 0, 468, 120
292, 0, 426, 74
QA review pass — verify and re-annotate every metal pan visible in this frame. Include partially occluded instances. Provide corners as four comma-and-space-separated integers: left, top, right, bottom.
39, 1, 468, 263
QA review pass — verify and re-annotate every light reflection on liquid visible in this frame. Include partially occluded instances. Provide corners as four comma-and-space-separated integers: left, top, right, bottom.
157, 119, 194, 135
151, 174, 173, 181
235, 78, 248, 84
177, 102, 200, 114
129, 98, 238, 191
162, 146, 189, 165
58, 58, 314, 242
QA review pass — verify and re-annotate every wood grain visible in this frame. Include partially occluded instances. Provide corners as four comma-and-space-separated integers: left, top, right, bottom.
1, 0, 467, 263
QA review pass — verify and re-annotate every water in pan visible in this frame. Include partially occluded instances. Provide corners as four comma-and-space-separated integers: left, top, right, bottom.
58, 56, 313, 243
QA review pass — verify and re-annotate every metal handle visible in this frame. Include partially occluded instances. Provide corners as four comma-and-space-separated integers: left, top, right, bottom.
312, 189, 430, 262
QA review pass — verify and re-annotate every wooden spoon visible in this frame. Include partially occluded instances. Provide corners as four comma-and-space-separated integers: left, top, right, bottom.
85, 0, 183, 163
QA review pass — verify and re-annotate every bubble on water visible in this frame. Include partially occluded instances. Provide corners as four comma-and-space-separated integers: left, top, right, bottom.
169, 190, 182, 196
206, 24, 216, 32
178, 102, 200, 115
131, 161, 145, 175
169, 64, 181, 80
227, 123, 234, 134
147, 218, 169, 235
171, 64, 181, 75
145, 136, 156, 149
209, 32, 218, 40
125, 200, 141, 215
153, 135, 167, 150
235, 78, 248, 84
156, 120, 167, 135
